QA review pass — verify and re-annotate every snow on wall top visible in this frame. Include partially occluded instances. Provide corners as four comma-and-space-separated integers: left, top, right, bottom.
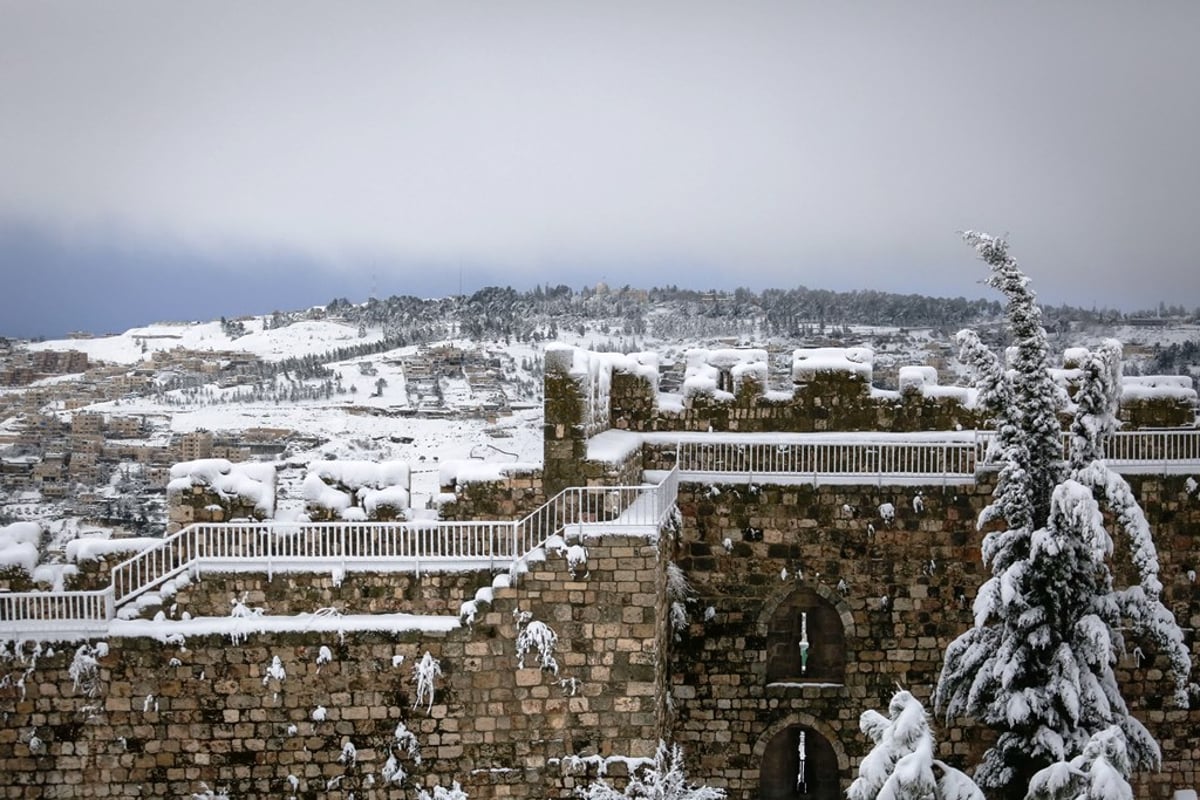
439, 460, 540, 487
167, 458, 277, 517
0, 521, 41, 575
1121, 375, 1197, 401
547, 346, 660, 436
307, 460, 410, 491
65, 537, 161, 563
303, 460, 412, 515
546, 345, 659, 384
1062, 347, 1091, 368
898, 366, 977, 405
898, 366, 938, 392
683, 348, 767, 398
586, 429, 643, 465
792, 346, 873, 381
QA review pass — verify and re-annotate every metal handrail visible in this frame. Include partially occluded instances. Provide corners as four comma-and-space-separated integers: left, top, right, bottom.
673, 436, 978, 485
974, 429, 1200, 474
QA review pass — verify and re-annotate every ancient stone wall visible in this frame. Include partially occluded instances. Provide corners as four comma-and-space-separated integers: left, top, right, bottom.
437, 467, 546, 522
555, 344, 1197, 437
666, 473, 1200, 800
167, 569, 496, 618
168, 483, 272, 535
1121, 396, 1197, 429
0, 533, 669, 800
614, 369, 984, 434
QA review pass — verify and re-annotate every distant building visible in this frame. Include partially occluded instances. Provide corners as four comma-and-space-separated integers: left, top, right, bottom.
177, 430, 214, 461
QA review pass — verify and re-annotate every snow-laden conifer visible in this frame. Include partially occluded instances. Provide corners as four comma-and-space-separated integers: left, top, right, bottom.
849, 690, 982, 800
935, 234, 1192, 800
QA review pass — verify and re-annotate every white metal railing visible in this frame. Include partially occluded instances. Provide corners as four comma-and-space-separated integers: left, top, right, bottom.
673, 436, 979, 485
665, 429, 1200, 484
975, 429, 1200, 474
0, 469, 681, 633
0, 588, 113, 635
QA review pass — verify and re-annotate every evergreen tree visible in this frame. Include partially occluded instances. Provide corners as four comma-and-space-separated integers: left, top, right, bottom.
935, 234, 1192, 799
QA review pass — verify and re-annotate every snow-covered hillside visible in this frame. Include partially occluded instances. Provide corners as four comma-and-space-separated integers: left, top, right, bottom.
28, 317, 385, 365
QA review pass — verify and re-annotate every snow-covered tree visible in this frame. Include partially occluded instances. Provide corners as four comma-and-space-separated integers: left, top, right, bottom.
1026, 726, 1133, 800
849, 690, 983, 800
935, 233, 1192, 800
577, 741, 725, 800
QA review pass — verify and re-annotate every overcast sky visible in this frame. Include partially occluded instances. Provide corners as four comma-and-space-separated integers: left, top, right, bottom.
2, 2, 1199, 338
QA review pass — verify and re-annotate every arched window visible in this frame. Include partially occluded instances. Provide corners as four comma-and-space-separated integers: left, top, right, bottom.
765, 586, 846, 684
759, 725, 840, 800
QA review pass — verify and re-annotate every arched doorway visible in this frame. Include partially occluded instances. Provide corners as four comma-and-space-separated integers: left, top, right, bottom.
759, 724, 841, 800
764, 586, 846, 684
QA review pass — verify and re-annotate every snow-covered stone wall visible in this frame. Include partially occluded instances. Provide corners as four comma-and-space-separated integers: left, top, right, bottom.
547, 345, 1196, 443
302, 460, 411, 522
167, 458, 277, 533
436, 461, 545, 522
0, 533, 670, 800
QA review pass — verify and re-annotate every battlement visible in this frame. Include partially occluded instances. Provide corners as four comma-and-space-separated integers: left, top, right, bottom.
547, 342, 1196, 435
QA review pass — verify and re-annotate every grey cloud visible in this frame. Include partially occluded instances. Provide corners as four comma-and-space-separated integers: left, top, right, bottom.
1, 1, 1198, 312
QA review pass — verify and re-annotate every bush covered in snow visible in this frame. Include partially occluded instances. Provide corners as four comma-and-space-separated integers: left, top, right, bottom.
1027, 725, 1134, 800
418, 781, 470, 800
848, 689, 981, 800
577, 741, 724, 800
68, 642, 106, 699
515, 611, 560, 674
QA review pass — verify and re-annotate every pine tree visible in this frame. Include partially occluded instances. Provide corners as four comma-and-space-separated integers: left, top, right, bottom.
935, 234, 1192, 799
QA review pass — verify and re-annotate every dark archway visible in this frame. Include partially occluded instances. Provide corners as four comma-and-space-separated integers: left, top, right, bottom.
764, 586, 846, 683
759, 724, 841, 800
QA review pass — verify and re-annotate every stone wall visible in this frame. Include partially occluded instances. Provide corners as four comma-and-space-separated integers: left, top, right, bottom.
438, 467, 547, 523
614, 369, 984, 434
168, 483, 272, 535
0, 533, 669, 800
1121, 396, 1197, 430
552, 345, 1197, 438
167, 569, 496, 619
544, 354, 591, 496
666, 474, 1200, 800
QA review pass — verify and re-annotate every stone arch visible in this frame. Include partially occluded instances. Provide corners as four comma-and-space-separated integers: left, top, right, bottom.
753, 713, 849, 800
757, 581, 853, 684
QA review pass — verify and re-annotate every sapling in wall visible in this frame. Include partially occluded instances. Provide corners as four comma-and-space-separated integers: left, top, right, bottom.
413, 651, 443, 713
666, 562, 693, 640
515, 609, 560, 674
